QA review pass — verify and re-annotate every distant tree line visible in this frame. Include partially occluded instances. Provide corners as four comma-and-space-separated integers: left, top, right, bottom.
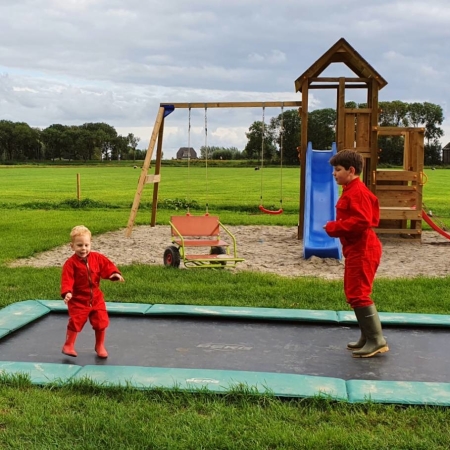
0, 101, 444, 165
0, 121, 144, 162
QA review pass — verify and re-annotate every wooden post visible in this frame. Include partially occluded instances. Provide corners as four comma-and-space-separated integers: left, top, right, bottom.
76, 173, 81, 202
369, 78, 379, 193
150, 115, 166, 226
125, 106, 165, 237
337, 78, 346, 152
298, 80, 309, 239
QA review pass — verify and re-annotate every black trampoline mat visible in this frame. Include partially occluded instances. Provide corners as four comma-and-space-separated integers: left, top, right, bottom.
1, 314, 450, 383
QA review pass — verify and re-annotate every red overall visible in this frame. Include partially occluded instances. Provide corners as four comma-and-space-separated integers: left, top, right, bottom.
325, 178, 382, 308
61, 252, 121, 332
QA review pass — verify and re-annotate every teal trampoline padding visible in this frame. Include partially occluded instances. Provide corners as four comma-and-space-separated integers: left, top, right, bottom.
0, 300, 50, 331
105, 302, 152, 314
37, 299, 68, 312
347, 380, 450, 406
36, 300, 152, 315
73, 366, 348, 400
148, 304, 339, 323
337, 310, 450, 327
0, 329, 9, 339
0, 361, 82, 384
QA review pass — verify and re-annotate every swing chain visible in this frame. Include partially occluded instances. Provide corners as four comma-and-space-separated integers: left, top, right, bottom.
260, 105, 265, 205
280, 103, 284, 207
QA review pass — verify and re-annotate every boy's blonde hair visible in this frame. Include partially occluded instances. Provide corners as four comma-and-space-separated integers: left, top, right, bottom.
70, 225, 92, 242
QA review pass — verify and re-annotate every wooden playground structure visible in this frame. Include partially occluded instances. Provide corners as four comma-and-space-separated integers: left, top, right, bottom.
295, 38, 425, 239
126, 38, 425, 243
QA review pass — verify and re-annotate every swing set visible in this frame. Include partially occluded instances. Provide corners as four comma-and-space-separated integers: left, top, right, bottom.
125, 101, 301, 268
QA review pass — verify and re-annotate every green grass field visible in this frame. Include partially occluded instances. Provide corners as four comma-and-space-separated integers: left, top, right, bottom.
2, 165, 450, 449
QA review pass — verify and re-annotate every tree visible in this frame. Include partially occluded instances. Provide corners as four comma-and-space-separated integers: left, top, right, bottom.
377, 101, 409, 165
269, 109, 301, 165
243, 121, 276, 161
41, 125, 68, 161
111, 135, 128, 160
127, 133, 140, 162
0, 120, 17, 161
307, 108, 336, 150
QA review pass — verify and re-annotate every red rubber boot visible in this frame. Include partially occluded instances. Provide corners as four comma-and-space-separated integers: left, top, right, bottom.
62, 330, 78, 357
95, 329, 108, 358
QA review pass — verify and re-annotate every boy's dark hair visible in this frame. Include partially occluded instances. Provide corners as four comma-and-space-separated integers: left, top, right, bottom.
329, 150, 363, 175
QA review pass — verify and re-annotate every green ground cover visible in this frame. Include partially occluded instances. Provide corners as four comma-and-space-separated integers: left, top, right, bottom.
1, 165, 450, 449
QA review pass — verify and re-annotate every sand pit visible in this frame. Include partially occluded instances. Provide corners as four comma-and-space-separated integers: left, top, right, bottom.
8, 226, 450, 280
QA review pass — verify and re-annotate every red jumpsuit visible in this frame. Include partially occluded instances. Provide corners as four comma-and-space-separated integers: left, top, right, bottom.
325, 178, 382, 309
61, 252, 121, 332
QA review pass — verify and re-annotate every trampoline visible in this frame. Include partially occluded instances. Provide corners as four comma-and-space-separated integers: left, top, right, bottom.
1, 300, 450, 406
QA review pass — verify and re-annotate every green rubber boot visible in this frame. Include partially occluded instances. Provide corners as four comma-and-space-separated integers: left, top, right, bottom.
347, 328, 366, 350
352, 305, 389, 358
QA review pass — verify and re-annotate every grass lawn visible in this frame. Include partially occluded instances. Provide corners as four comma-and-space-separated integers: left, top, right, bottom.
1, 165, 450, 449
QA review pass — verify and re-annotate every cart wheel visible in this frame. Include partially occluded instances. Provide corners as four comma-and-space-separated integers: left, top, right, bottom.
164, 246, 181, 268
210, 246, 226, 255
210, 246, 226, 266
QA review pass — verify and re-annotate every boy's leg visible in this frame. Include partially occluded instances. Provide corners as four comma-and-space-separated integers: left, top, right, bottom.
344, 259, 373, 350
94, 329, 108, 358
62, 304, 89, 357
62, 329, 78, 357
352, 305, 389, 358
89, 307, 110, 358
344, 246, 387, 356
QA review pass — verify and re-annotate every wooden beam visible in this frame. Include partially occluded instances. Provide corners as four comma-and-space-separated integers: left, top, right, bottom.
310, 77, 371, 82
344, 108, 372, 114
150, 116, 166, 227
369, 78, 379, 192
375, 170, 419, 182
376, 185, 417, 191
125, 106, 165, 237
160, 101, 302, 109
298, 81, 308, 240
375, 228, 421, 235
308, 84, 368, 90
379, 207, 422, 220
375, 127, 425, 136
337, 78, 345, 152
145, 174, 161, 184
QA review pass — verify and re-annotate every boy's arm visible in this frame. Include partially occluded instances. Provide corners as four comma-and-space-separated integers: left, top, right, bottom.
98, 253, 125, 282
109, 273, 125, 282
325, 192, 377, 237
61, 260, 74, 300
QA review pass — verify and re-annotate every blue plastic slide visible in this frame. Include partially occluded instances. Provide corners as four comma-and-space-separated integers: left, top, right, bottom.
303, 142, 342, 260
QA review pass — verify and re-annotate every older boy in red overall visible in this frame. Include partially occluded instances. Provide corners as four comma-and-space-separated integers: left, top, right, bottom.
324, 150, 389, 358
61, 225, 124, 358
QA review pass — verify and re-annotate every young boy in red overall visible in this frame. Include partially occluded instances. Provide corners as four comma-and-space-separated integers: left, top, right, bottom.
324, 150, 389, 358
61, 225, 124, 358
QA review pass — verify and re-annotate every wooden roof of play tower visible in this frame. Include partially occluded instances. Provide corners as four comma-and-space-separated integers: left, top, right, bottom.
294, 38, 387, 92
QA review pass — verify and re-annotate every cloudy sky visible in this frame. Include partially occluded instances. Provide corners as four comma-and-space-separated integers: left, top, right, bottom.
1, 0, 449, 158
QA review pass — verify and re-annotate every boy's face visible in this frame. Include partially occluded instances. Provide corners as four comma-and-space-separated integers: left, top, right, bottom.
70, 234, 91, 258
332, 164, 356, 186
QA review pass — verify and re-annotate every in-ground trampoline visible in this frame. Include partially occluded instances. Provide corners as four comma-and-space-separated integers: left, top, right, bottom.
1, 300, 450, 406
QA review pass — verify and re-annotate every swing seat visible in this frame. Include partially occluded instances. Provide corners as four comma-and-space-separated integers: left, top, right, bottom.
164, 215, 245, 269
259, 205, 283, 215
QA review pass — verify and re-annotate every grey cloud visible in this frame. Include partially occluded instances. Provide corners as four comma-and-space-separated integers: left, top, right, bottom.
0, 0, 449, 155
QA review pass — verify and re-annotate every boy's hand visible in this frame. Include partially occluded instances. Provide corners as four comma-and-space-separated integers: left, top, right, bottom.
64, 293, 72, 305
110, 273, 125, 282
